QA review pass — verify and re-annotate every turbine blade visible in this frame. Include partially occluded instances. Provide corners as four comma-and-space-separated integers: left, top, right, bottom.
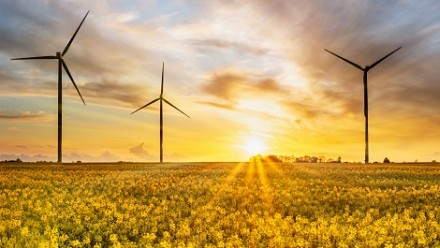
163, 98, 190, 118
11, 55, 57, 60
324, 49, 364, 71
62, 61, 86, 105
131, 98, 160, 115
62, 11, 89, 56
369, 47, 402, 70
161, 62, 164, 96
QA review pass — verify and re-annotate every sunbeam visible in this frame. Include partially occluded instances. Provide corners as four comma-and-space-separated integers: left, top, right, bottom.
189, 162, 247, 219
255, 157, 274, 214
245, 160, 256, 185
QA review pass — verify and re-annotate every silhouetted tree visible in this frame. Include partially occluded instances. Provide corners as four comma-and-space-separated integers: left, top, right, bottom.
383, 157, 390, 163
265, 155, 282, 163
1, 158, 22, 163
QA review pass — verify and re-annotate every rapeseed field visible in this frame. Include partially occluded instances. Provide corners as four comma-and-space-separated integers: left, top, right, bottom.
1, 162, 440, 247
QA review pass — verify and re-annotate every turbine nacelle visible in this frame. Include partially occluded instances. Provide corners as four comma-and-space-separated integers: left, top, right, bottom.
131, 62, 190, 118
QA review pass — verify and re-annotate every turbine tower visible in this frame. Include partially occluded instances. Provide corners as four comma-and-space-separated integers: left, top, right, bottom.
324, 46, 401, 163
11, 11, 89, 163
131, 62, 190, 163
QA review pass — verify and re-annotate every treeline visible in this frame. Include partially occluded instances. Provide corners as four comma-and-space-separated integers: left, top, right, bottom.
250, 155, 342, 163
0, 158, 23, 163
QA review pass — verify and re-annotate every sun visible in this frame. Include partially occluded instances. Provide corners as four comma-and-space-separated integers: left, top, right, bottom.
242, 138, 267, 156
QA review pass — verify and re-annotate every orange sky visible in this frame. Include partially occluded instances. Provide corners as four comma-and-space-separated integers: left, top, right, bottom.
1, 1, 439, 162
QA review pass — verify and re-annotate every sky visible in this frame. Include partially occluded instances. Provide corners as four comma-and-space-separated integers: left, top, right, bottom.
0, 0, 439, 163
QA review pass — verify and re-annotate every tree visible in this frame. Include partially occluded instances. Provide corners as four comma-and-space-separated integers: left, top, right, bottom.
265, 155, 282, 163
383, 157, 390, 163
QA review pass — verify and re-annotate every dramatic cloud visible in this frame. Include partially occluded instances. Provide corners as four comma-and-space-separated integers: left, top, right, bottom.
1, 0, 439, 162
0, 1, 166, 109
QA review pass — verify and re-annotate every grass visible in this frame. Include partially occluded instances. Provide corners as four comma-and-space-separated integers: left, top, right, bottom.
1, 161, 440, 247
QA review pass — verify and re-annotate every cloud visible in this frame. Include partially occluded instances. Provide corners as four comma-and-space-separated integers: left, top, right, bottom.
308, 80, 363, 116
0, 110, 55, 121
0, 1, 161, 108
200, 68, 287, 102
282, 100, 326, 120
199, 66, 350, 122
129, 142, 154, 159
80, 80, 150, 108
100, 150, 119, 161
63, 150, 121, 162
113, 11, 139, 23
201, 72, 242, 101
0, 1, 58, 55
196, 101, 236, 110
189, 38, 268, 55
225, 0, 440, 126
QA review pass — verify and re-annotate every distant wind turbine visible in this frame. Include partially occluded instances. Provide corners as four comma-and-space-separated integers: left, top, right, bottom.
324, 46, 401, 163
11, 11, 89, 163
131, 62, 190, 163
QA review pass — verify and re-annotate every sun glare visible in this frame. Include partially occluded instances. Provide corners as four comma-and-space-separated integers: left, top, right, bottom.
242, 138, 267, 156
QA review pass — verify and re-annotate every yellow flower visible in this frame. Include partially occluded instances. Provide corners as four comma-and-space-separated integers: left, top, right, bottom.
109, 233, 118, 243
20, 226, 29, 236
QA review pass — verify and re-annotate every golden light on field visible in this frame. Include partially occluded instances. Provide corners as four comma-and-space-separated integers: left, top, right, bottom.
3, 162, 440, 246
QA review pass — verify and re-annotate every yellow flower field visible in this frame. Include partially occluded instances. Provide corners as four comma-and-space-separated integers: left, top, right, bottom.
1, 161, 440, 247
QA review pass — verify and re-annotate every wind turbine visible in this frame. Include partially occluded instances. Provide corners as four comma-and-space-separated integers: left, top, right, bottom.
11, 11, 89, 163
324, 46, 401, 163
131, 62, 190, 163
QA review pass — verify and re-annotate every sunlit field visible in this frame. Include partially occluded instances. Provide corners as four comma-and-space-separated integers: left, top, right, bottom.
1, 162, 440, 247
